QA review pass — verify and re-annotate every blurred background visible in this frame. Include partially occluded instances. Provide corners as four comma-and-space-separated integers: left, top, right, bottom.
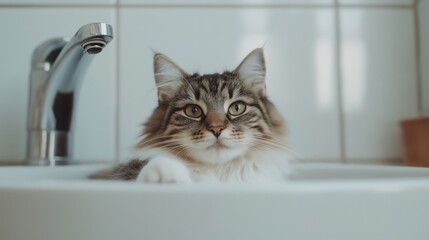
0, 0, 427, 165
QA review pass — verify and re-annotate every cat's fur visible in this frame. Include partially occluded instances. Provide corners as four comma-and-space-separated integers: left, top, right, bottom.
106, 48, 291, 183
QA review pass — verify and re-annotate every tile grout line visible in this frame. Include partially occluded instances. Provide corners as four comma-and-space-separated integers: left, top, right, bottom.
118, 4, 413, 9
119, 4, 333, 8
0, 4, 114, 8
413, 0, 423, 117
0, 3, 414, 9
337, 4, 412, 9
334, 0, 347, 164
114, 0, 121, 164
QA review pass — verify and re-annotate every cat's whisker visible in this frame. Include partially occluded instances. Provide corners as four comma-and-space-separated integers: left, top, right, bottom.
250, 138, 289, 151
150, 142, 194, 161
137, 135, 170, 144
138, 142, 186, 154
137, 135, 189, 146
146, 143, 185, 156
254, 134, 286, 143
250, 142, 284, 152
251, 138, 301, 157
140, 140, 183, 150
253, 136, 290, 148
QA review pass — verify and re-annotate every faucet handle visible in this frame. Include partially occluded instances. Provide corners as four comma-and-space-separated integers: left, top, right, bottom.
31, 38, 68, 72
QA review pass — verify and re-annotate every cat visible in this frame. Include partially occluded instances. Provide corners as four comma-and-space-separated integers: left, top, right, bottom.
104, 48, 292, 183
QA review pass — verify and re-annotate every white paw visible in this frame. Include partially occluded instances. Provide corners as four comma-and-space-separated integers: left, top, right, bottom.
136, 157, 192, 183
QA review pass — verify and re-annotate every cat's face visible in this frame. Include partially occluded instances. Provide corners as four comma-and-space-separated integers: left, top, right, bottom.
139, 49, 286, 165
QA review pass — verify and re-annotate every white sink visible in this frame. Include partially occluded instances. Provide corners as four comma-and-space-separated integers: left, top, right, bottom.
1, 163, 429, 240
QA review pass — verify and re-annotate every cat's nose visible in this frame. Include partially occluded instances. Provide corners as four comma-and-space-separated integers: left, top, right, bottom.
208, 126, 225, 138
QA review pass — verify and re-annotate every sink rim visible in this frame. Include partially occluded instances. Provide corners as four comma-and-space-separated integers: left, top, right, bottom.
0, 163, 429, 193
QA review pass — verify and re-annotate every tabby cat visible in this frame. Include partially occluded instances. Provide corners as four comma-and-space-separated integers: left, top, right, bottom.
111, 48, 291, 183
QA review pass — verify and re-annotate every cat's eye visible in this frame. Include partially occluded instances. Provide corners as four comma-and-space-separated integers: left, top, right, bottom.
184, 104, 203, 118
228, 102, 246, 116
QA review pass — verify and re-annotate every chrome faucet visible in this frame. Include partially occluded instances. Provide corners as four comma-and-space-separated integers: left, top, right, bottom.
26, 23, 113, 166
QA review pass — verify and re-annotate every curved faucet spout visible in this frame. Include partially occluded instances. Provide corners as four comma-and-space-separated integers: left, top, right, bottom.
27, 23, 113, 165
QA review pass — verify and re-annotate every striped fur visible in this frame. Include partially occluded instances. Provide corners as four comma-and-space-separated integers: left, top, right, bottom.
128, 49, 291, 182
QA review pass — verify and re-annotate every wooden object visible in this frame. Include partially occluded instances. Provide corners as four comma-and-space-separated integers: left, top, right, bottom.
401, 117, 429, 167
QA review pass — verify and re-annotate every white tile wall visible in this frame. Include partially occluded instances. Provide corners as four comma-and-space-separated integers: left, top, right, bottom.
0, 0, 426, 164
340, 8, 418, 160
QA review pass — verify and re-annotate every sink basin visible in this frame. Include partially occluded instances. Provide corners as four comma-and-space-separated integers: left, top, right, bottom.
1, 163, 429, 240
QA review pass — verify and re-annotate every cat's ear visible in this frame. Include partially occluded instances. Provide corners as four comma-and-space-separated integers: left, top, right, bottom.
234, 48, 266, 96
153, 53, 187, 102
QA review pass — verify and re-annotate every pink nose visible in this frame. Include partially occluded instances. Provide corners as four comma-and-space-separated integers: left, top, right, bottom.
208, 126, 225, 138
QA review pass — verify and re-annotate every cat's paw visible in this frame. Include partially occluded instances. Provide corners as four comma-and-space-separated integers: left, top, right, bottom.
136, 157, 192, 183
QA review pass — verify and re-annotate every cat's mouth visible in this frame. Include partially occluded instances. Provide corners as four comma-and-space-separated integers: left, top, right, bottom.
207, 141, 229, 151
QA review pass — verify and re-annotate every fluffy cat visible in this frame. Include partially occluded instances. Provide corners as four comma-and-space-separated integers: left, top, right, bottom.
110, 48, 292, 183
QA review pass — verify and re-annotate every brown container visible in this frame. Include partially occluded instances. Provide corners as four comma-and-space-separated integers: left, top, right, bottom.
401, 117, 429, 167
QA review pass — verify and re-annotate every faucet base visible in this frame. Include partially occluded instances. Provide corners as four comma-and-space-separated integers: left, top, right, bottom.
26, 130, 73, 166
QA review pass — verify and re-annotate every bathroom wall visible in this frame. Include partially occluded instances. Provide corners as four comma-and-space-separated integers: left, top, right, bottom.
420, 0, 429, 116
0, 0, 424, 165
